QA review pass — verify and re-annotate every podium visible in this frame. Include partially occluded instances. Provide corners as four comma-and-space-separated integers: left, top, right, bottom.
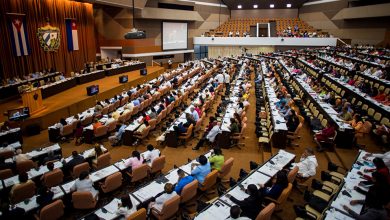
21, 88, 45, 115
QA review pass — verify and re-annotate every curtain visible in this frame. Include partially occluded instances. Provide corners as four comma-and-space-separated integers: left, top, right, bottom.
0, 0, 95, 79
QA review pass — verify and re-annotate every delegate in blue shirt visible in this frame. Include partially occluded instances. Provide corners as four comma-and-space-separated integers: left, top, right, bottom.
175, 176, 195, 194
191, 162, 211, 184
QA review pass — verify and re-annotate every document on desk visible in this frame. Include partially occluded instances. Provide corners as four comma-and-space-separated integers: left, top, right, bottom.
242, 171, 270, 187
258, 162, 280, 177
220, 187, 249, 206
195, 201, 231, 220
133, 181, 163, 202
324, 209, 354, 220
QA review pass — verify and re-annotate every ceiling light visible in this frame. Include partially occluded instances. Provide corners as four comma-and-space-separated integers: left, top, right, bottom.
287, 4, 292, 8
237, 5, 242, 9
270, 4, 274, 8
253, 5, 258, 8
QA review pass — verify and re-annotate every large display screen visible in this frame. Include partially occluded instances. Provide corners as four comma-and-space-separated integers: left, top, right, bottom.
162, 22, 188, 50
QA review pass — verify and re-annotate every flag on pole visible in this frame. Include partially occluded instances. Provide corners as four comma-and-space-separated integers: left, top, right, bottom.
8, 14, 31, 56
65, 19, 79, 51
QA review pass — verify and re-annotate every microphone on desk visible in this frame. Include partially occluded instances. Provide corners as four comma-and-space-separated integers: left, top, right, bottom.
342, 190, 352, 198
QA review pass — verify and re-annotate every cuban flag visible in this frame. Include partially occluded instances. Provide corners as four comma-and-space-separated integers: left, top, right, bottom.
8, 15, 31, 56
66, 19, 79, 51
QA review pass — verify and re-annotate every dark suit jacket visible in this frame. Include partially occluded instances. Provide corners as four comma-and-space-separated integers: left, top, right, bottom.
62, 155, 85, 173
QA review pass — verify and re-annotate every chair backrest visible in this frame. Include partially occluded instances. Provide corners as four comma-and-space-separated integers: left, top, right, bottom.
127, 208, 147, 220
138, 126, 151, 139
199, 170, 218, 191
96, 152, 111, 170
275, 183, 293, 205
159, 195, 181, 219
72, 191, 97, 209
131, 164, 149, 183
101, 172, 122, 193
218, 157, 234, 179
81, 115, 93, 126
106, 120, 118, 133
94, 125, 108, 137
101, 106, 109, 115
0, 169, 13, 180
0, 150, 14, 159
72, 162, 90, 179
43, 169, 64, 187
150, 155, 166, 174
255, 202, 276, 220
180, 180, 198, 203
148, 119, 157, 130
288, 166, 299, 183
40, 200, 65, 220
11, 181, 36, 204
62, 124, 74, 136
16, 160, 35, 173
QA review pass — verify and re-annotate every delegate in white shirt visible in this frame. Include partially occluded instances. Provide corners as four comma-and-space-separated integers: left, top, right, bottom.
143, 149, 160, 163
295, 155, 318, 178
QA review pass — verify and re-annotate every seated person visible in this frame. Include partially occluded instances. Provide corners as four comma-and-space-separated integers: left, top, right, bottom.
88, 144, 104, 165
174, 169, 195, 194
124, 151, 144, 170
358, 157, 390, 185
148, 183, 177, 212
229, 118, 240, 134
116, 195, 136, 218
227, 205, 251, 220
338, 106, 352, 121
108, 122, 128, 146
364, 151, 390, 170
56, 118, 67, 135
343, 181, 388, 220
190, 107, 200, 122
15, 149, 31, 163
143, 144, 160, 164
191, 155, 211, 185
40, 162, 60, 182
92, 118, 103, 133
259, 170, 289, 199
292, 147, 318, 178
226, 184, 263, 219
70, 171, 99, 199
314, 122, 336, 151
209, 148, 225, 171
62, 151, 85, 175
36, 186, 54, 210
134, 121, 149, 135
10, 172, 33, 198
192, 122, 221, 150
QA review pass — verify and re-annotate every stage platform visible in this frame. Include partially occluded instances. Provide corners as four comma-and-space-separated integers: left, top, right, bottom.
0, 66, 164, 130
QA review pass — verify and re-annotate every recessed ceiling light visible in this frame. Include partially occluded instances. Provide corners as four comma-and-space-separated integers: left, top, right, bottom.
253, 4, 258, 8
238, 5, 242, 9
287, 3, 292, 8
270, 4, 274, 8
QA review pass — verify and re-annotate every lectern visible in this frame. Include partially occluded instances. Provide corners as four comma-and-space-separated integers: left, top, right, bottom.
21, 88, 44, 115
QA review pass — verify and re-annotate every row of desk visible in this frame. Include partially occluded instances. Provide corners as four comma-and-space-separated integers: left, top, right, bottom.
316, 52, 390, 90
260, 60, 288, 148
278, 58, 355, 148
195, 150, 295, 219
0, 72, 62, 100
322, 150, 374, 220
0, 128, 22, 145
47, 63, 192, 143
298, 56, 390, 119
82, 151, 214, 220
0, 145, 104, 191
